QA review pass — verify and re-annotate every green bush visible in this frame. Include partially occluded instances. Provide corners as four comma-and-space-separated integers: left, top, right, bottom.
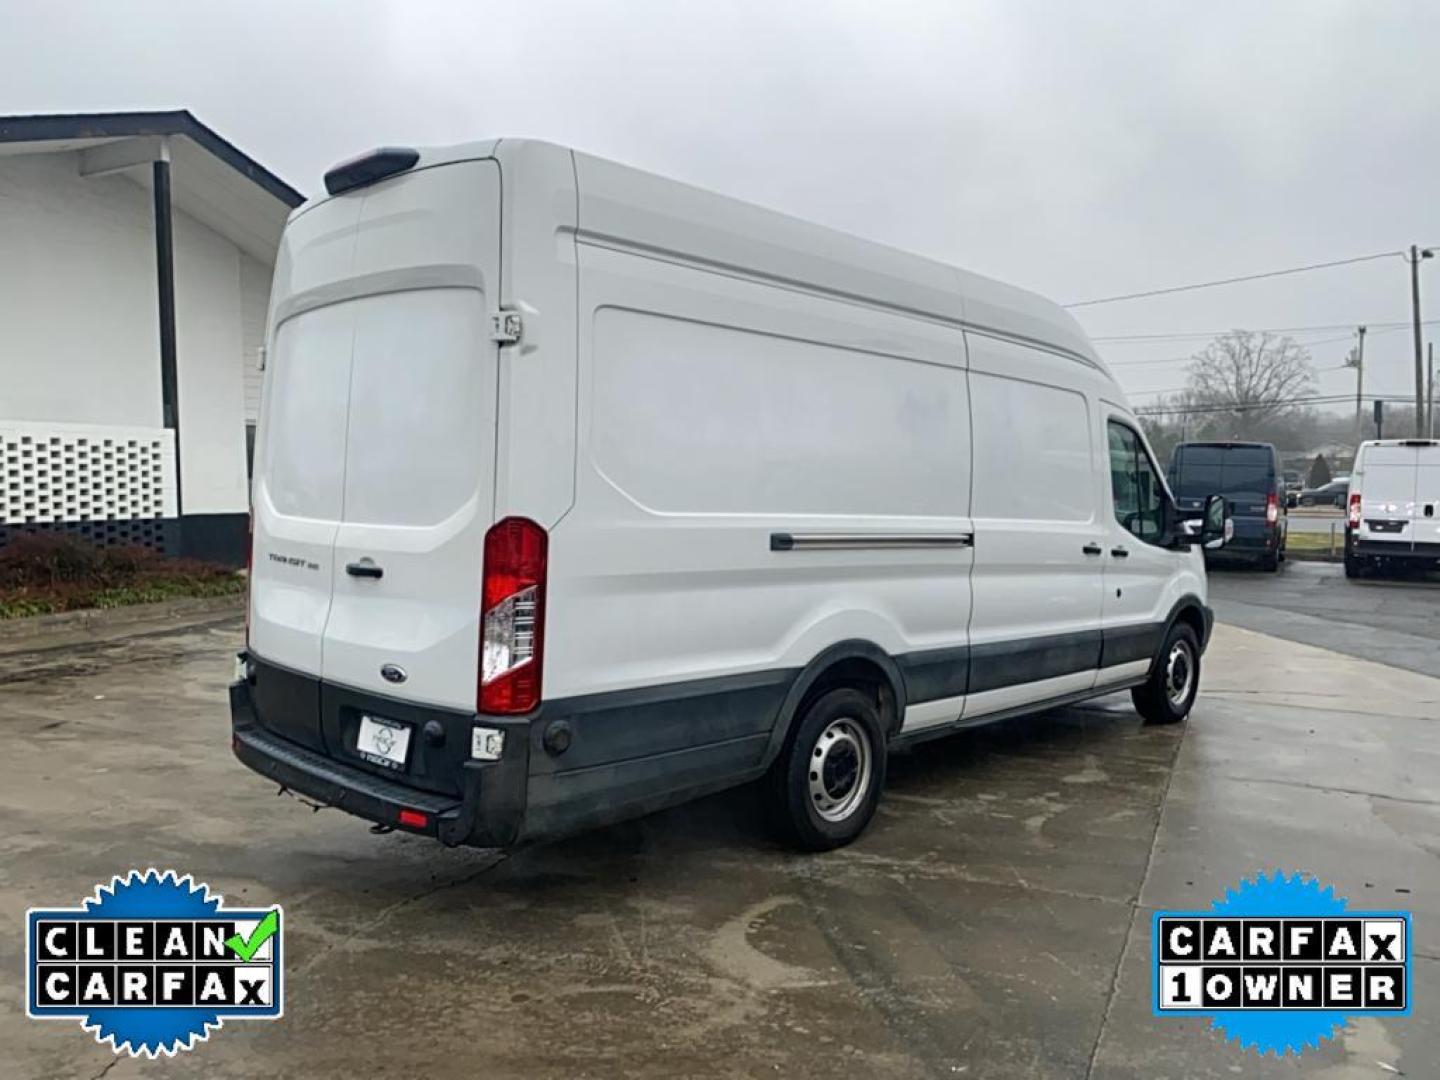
0, 534, 244, 619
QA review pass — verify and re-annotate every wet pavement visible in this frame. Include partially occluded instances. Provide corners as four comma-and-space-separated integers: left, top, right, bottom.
1, 610, 1435, 1078
1209, 559, 1440, 679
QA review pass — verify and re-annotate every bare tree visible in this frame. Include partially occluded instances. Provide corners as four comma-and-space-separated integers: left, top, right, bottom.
1181, 331, 1316, 438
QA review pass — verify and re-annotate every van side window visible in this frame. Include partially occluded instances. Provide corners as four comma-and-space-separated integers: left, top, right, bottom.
1108, 421, 1164, 543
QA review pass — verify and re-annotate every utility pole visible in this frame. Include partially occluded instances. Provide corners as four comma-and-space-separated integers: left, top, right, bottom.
1410, 245, 1433, 436
1429, 341, 1435, 439
1347, 325, 1366, 447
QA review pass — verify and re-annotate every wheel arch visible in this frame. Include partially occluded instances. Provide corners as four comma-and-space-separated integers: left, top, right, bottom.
1149, 594, 1211, 679
760, 640, 906, 771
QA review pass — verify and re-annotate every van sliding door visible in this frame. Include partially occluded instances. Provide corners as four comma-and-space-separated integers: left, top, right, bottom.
963, 334, 1106, 717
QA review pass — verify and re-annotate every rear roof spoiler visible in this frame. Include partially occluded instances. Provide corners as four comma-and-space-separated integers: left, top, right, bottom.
323, 147, 420, 196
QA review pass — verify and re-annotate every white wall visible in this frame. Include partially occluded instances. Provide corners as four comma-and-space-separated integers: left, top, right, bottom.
172, 206, 249, 515
0, 152, 162, 428
239, 252, 271, 424
0, 149, 262, 519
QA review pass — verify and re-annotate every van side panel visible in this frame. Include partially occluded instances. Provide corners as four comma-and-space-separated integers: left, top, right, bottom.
491, 141, 580, 529
535, 240, 973, 821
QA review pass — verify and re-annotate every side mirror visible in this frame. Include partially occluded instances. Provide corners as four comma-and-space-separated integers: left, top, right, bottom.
1201, 493, 1230, 549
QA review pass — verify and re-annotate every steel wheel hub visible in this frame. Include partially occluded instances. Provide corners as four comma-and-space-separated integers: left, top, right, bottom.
1165, 640, 1194, 708
808, 718, 872, 823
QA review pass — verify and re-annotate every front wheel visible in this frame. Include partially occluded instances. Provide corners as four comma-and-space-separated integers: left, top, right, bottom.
765, 688, 887, 851
1132, 624, 1201, 725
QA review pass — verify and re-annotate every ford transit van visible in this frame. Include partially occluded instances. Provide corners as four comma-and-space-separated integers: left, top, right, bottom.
230, 140, 1223, 851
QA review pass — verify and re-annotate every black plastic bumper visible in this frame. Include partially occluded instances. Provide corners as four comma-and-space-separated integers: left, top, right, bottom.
1349, 535, 1440, 563
229, 675, 530, 848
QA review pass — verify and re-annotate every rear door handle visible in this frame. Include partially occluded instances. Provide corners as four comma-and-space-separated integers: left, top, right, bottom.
345, 560, 384, 579
1082, 543, 1103, 556
1111, 546, 1129, 558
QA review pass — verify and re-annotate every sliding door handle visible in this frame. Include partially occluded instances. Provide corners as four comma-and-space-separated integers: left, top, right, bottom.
1082, 543, 1103, 556
346, 560, 384, 579
1110, 546, 1129, 558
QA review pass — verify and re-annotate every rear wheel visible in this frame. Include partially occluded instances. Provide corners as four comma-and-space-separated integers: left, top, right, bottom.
1132, 623, 1200, 725
765, 688, 886, 851
1260, 550, 1280, 572
1344, 553, 1361, 579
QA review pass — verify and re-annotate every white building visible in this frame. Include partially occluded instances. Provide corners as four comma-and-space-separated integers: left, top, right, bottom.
0, 111, 303, 564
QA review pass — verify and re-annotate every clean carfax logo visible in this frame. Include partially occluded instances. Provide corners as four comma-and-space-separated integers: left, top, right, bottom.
1153, 870, 1410, 1056
26, 869, 283, 1057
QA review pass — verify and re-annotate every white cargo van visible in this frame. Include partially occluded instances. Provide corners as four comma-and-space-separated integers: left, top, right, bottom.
230, 140, 1224, 851
1344, 439, 1440, 577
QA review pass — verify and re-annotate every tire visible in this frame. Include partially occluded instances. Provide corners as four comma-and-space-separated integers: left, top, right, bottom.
1132, 623, 1201, 726
765, 687, 887, 851
1260, 550, 1280, 572
1344, 554, 1360, 579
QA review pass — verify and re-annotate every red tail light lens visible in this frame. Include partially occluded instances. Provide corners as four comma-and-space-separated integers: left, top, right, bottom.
1265, 493, 1279, 525
398, 809, 428, 829
479, 517, 547, 714
1348, 492, 1362, 528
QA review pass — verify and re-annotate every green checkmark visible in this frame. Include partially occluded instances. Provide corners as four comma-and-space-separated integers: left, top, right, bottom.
225, 909, 279, 961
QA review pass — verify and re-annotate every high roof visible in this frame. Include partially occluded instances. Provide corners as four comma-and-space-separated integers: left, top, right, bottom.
0, 110, 304, 262
304, 137, 1112, 379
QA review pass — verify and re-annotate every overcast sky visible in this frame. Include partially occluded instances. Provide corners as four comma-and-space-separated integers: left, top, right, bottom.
5, 1, 1439, 411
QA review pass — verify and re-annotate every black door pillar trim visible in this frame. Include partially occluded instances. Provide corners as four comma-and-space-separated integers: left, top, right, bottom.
152, 149, 183, 529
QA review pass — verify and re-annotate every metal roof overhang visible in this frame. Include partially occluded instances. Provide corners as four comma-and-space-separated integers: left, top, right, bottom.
0, 111, 303, 263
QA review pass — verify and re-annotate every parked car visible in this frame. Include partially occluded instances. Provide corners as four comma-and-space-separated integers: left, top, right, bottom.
1299, 479, 1350, 508
232, 139, 1224, 853
1283, 471, 1303, 507
1167, 441, 1287, 571
1344, 439, 1440, 578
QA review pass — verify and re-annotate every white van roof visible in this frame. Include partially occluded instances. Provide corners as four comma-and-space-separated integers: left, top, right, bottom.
296, 137, 1114, 383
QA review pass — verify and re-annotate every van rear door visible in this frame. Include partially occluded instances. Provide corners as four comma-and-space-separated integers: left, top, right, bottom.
322, 162, 502, 712
250, 160, 502, 743
1418, 446, 1440, 549
1359, 445, 1419, 550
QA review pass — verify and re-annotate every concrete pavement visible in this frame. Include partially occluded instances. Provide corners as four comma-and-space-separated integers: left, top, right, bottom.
1, 614, 1435, 1078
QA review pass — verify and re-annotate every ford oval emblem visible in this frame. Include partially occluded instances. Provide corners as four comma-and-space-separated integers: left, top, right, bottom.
380, 664, 407, 684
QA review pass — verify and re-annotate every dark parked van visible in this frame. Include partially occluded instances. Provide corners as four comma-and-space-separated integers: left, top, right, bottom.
1168, 442, 1287, 570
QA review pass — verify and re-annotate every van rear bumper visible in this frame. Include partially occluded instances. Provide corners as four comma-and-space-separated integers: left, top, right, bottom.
229, 677, 529, 848
1347, 534, 1440, 564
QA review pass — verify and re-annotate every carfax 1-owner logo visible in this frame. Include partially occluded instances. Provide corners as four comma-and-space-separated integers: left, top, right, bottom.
1153, 870, 1412, 1056
26, 869, 283, 1057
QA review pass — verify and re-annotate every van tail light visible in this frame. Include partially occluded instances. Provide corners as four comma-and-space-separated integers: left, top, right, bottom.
1265, 493, 1279, 525
479, 517, 547, 714
1348, 492, 1362, 529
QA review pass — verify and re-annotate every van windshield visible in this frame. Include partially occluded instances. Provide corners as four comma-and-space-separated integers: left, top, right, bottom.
1172, 446, 1273, 500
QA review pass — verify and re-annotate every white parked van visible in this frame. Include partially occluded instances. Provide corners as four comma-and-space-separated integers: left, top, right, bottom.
1344, 439, 1440, 577
230, 140, 1224, 851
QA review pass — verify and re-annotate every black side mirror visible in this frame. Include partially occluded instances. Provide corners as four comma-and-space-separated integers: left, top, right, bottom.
1172, 493, 1230, 548
1200, 493, 1229, 548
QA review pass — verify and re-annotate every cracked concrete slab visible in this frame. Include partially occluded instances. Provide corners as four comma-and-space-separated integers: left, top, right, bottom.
0, 614, 1435, 1078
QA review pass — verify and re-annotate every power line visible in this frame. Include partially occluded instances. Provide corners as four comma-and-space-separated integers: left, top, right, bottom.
1092, 320, 1437, 344
1064, 250, 1405, 309
1134, 392, 1415, 417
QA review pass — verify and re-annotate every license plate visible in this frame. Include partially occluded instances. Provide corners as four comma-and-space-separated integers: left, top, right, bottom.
356, 714, 411, 771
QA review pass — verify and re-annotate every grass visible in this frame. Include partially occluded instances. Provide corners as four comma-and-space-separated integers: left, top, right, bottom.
1286, 531, 1343, 558
0, 534, 245, 619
